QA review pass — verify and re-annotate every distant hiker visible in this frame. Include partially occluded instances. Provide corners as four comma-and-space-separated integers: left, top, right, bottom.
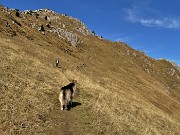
56, 59, 60, 68
59, 80, 77, 110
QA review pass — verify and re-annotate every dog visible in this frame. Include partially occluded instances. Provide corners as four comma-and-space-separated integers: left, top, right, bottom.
59, 80, 77, 110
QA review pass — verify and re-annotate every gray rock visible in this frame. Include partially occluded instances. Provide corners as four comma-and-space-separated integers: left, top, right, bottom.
48, 27, 82, 47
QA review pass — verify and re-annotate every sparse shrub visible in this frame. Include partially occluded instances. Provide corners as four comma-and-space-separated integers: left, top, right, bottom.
24, 10, 33, 15
10, 30, 17, 36
35, 14, 39, 19
15, 11, 20, 17
12, 19, 21, 26
40, 25, 45, 31
45, 16, 48, 20
46, 22, 51, 28
38, 25, 45, 35
92, 31, 95, 36
15, 9, 19, 12
62, 13, 68, 16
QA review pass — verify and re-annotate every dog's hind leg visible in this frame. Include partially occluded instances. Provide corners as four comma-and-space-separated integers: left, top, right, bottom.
64, 103, 68, 110
61, 102, 64, 110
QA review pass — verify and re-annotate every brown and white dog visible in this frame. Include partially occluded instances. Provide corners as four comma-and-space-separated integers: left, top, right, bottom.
59, 80, 77, 110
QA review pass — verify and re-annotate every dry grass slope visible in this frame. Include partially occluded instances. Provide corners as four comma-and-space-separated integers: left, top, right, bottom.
0, 5, 180, 135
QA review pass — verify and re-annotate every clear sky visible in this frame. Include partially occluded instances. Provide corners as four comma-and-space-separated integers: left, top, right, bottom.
1, 0, 180, 65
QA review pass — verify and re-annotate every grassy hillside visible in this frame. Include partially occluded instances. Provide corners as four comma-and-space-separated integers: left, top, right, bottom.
0, 5, 180, 135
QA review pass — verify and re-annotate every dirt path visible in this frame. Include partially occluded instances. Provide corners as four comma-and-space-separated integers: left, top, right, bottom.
48, 98, 74, 135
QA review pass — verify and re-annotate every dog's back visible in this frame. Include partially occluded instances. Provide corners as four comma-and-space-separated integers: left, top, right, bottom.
59, 89, 71, 104
61, 83, 75, 91
59, 82, 76, 110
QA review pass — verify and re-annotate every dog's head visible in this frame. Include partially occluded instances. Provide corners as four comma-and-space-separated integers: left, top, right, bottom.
72, 79, 77, 84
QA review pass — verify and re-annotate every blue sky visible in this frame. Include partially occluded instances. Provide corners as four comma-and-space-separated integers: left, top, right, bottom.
1, 0, 180, 65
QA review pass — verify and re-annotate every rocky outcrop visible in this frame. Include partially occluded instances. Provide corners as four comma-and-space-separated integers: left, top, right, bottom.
73, 19, 93, 36
1, 6, 99, 47
48, 27, 83, 47
168, 61, 180, 72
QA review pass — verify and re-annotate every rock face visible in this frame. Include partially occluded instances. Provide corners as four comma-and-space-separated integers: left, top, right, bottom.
72, 18, 93, 36
48, 27, 82, 47
22, 8, 93, 47
169, 61, 180, 72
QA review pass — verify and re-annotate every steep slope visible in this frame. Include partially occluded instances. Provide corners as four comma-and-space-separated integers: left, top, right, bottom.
0, 5, 180, 135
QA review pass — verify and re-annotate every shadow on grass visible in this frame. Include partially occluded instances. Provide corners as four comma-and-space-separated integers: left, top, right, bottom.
67, 102, 81, 110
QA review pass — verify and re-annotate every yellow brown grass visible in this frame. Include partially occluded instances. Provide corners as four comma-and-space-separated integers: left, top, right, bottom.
0, 6, 180, 134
